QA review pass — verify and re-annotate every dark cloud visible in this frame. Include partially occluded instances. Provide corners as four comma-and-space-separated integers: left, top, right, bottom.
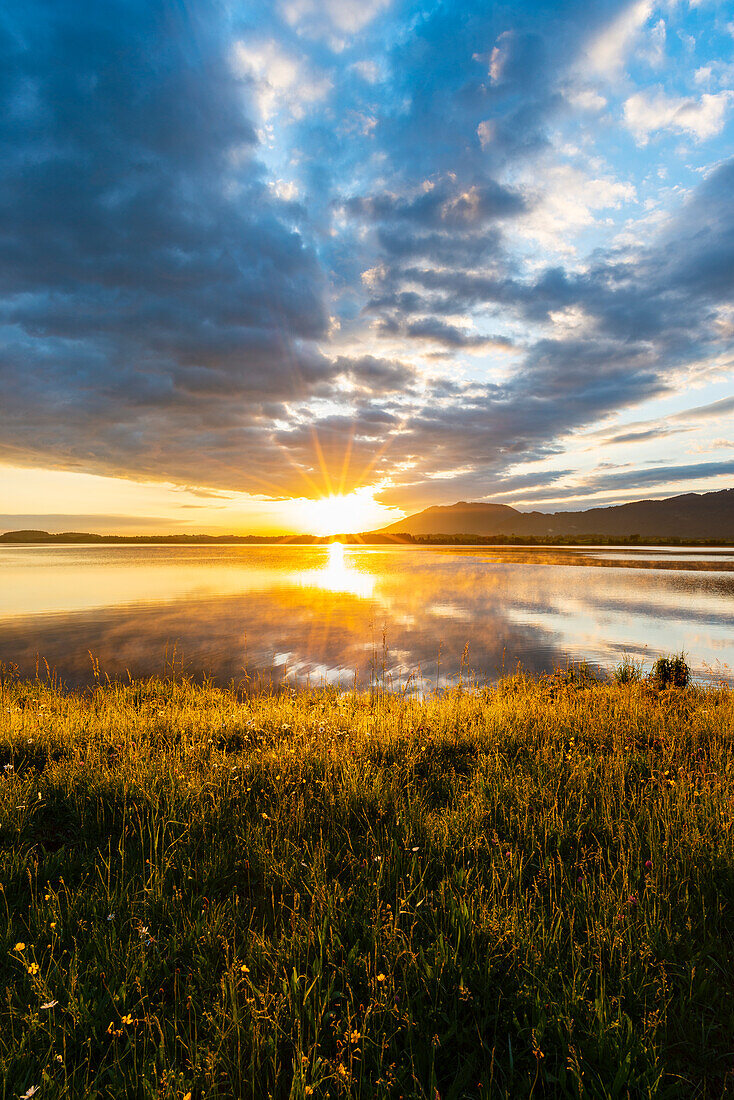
346, 179, 525, 228
375, 317, 512, 349
332, 355, 417, 393
0, 0, 341, 493
588, 460, 734, 494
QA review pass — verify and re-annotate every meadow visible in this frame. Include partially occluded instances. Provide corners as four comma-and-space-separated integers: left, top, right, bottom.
0, 667, 732, 1098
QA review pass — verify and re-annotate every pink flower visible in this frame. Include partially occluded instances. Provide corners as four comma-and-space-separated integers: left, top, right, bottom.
645, 859, 652, 870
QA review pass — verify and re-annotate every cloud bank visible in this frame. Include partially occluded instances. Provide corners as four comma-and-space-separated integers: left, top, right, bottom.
0, 0, 732, 510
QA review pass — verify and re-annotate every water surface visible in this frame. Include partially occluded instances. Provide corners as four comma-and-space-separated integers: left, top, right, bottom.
1, 544, 732, 688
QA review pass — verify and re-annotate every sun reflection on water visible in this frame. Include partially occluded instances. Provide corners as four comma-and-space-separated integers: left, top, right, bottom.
297, 542, 375, 598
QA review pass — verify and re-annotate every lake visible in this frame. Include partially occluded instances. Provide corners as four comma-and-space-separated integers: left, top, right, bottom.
1, 543, 734, 689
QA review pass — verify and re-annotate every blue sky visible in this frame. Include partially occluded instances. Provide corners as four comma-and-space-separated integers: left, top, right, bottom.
0, 0, 733, 532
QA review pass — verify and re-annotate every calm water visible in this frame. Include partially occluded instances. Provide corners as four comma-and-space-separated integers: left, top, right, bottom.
1, 544, 734, 689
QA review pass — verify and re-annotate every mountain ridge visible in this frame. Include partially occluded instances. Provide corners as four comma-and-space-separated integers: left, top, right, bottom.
379, 488, 734, 540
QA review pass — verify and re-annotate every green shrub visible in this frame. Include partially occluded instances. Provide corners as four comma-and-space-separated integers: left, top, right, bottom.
650, 652, 691, 688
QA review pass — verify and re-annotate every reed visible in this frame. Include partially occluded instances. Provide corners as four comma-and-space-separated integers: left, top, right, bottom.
1, 670, 732, 1098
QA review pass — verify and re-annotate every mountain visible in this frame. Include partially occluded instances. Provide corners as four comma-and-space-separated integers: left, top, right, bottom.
379, 488, 734, 540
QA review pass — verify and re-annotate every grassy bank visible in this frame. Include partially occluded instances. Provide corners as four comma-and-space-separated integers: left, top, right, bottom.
0, 672, 733, 1099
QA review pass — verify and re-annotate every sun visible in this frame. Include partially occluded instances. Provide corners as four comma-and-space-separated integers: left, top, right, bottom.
289, 489, 400, 536
307, 493, 379, 536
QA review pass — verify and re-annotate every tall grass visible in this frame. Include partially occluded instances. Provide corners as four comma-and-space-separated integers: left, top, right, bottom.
0, 670, 733, 1098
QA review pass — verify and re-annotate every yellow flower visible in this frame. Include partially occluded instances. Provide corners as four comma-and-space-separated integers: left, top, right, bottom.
50, 922, 56, 930
240, 964, 250, 973
305, 1089, 314, 1098
183, 1093, 192, 1100
350, 1030, 361, 1042
376, 972, 386, 983
27, 962, 40, 976
121, 1013, 133, 1025
14, 942, 26, 952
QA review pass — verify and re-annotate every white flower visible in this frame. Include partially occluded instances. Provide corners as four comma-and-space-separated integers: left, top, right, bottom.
19, 1086, 40, 1099
40, 1001, 58, 1010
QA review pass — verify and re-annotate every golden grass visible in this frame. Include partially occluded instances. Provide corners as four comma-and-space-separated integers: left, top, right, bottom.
1, 670, 733, 1098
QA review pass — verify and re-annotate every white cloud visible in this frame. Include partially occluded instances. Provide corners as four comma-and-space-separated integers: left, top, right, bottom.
351, 59, 381, 84
693, 60, 734, 90
361, 263, 387, 289
280, 0, 391, 45
567, 87, 608, 112
583, 0, 654, 78
477, 119, 495, 148
488, 31, 513, 84
232, 40, 331, 121
639, 18, 666, 68
623, 88, 732, 144
517, 163, 636, 254
269, 178, 300, 201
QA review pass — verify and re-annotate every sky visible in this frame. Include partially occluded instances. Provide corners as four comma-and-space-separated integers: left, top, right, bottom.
0, 0, 733, 534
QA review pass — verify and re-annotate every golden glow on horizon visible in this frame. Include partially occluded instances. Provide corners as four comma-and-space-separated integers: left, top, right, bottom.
0, 464, 405, 536
291, 490, 399, 535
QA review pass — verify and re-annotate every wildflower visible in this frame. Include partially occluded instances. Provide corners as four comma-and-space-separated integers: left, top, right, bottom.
376, 972, 386, 983
305, 1089, 314, 1097
240, 964, 250, 973
338, 1065, 348, 1079
350, 1030, 361, 1042
645, 859, 652, 870
628, 894, 637, 906
49, 923, 56, 930
41, 1001, 58, 1010
121, 1014, 133, 1025
14, 943, 26, 952
505, 851, 511, 859
27, 962, 40, 976
3, 763, 14, 773
107, 912, 115, 921
19, 1087, 39, 1099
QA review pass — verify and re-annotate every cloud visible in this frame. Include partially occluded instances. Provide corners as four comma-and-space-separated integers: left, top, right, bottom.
1, 0, 734, 517
583, 0, 654, 78
280, 0, 391, 42
375, 317, 513, 350
345, 179, 526, 229
231, 38, 332, 121
623, 88, 733, 144
586, 460, 734, 493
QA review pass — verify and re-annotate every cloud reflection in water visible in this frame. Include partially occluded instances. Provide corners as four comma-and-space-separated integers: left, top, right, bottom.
0, 545, 733, 689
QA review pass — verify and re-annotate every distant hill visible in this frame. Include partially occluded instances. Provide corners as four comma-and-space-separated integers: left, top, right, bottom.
379, 489, 734, 540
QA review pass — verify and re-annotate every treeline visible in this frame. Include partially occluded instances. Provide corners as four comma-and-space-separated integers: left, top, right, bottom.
2, 528, 733, 547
